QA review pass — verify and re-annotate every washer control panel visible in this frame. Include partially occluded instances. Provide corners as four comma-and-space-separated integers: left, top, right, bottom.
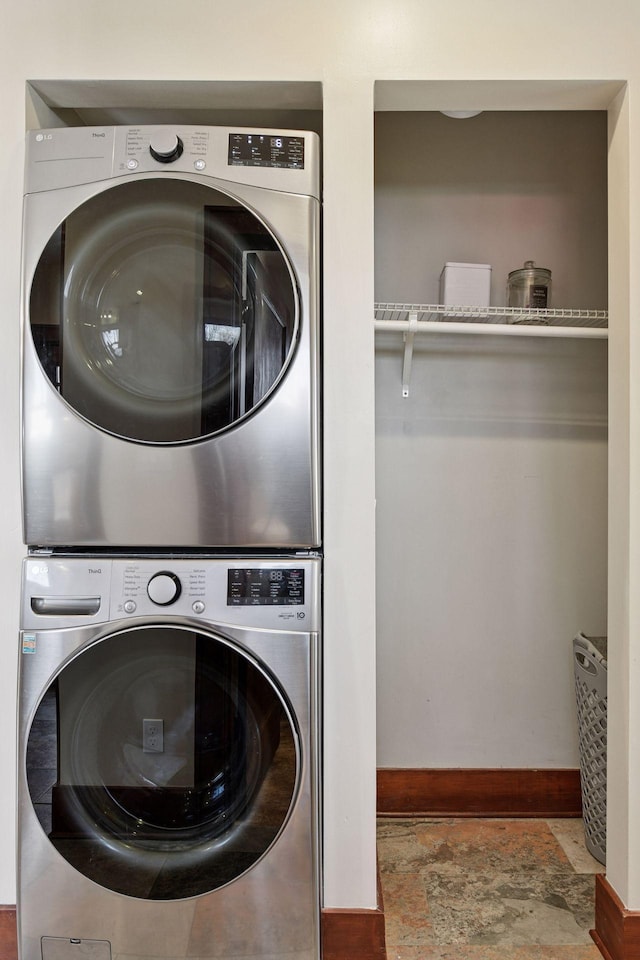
22, 557, 320, 632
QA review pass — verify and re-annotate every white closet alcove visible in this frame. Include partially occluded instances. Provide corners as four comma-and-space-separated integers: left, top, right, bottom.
374, 105, 609, 772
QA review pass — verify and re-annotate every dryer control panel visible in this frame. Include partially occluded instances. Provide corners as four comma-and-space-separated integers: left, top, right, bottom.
25, 125, 320, 199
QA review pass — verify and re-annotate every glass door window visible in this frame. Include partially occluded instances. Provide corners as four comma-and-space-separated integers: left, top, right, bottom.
29, 179, 298, 444
25, 626, 298, 900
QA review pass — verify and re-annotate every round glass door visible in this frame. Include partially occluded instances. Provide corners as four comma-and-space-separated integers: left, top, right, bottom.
29, 178, 299, 443
25, 626, 299, 899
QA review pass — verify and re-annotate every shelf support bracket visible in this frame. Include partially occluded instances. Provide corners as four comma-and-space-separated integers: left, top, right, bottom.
402, 311, 418, 397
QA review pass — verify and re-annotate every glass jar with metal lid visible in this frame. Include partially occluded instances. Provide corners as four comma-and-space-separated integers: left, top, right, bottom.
507, 260, 552, 309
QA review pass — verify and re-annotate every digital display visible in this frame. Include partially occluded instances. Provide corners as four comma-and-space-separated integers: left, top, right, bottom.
228, 133, 305, 169
227, 568, 305, 605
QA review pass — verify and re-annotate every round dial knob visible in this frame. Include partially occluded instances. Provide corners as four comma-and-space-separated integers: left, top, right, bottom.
147, 571, 182, 605
149, 132, 184, 164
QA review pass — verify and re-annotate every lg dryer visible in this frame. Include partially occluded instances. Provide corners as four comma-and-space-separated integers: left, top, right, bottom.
21, 126, 320, 550
18, 555, 321, 960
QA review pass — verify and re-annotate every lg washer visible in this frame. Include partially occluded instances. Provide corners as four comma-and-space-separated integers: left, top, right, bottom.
21, 126, 320, 550
18, 556, 321, 960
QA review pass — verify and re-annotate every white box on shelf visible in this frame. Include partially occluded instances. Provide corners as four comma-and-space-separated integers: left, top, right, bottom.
440, 262, 492, 307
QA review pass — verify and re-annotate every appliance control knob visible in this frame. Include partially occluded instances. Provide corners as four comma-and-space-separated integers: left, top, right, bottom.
149, 132, 184, 164
147, 571, 182, 605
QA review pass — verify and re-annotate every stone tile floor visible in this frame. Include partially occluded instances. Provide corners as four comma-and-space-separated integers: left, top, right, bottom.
377, 817, 605, 960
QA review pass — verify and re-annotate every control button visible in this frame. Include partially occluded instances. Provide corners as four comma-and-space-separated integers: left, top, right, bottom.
147, 572, 182, 605
194, 159, 206, 171
123, 600, 137, 614
192, 600, 205, 614
127, 158, 139, 170
149, 132, 184, 164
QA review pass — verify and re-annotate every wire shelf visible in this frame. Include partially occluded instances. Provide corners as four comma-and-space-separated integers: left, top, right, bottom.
374, 303, 608, 397
374, 303, 608, 328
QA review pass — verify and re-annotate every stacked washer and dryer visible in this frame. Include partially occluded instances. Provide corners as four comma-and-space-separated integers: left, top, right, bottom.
18, 125, 322, 960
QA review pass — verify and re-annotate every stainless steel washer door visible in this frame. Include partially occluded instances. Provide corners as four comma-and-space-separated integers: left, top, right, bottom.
25, 625, 299, 899
29, 178, 298, 444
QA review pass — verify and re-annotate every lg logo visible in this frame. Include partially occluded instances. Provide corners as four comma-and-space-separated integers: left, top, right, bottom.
35, 133, 52, 142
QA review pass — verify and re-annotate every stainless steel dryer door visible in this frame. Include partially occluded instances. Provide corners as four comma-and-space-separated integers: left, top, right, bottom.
29, 179, 298, 444
25, 624, 299, 900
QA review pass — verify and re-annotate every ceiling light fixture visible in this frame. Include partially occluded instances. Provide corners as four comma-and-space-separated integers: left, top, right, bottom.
440, 110, 483, 119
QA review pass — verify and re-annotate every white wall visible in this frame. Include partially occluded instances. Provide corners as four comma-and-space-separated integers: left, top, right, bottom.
2, 0, 640, 918
376, 335, 608, 767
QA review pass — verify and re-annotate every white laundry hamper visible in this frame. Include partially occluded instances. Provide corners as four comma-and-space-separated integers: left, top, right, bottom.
573, 632, 607, 865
